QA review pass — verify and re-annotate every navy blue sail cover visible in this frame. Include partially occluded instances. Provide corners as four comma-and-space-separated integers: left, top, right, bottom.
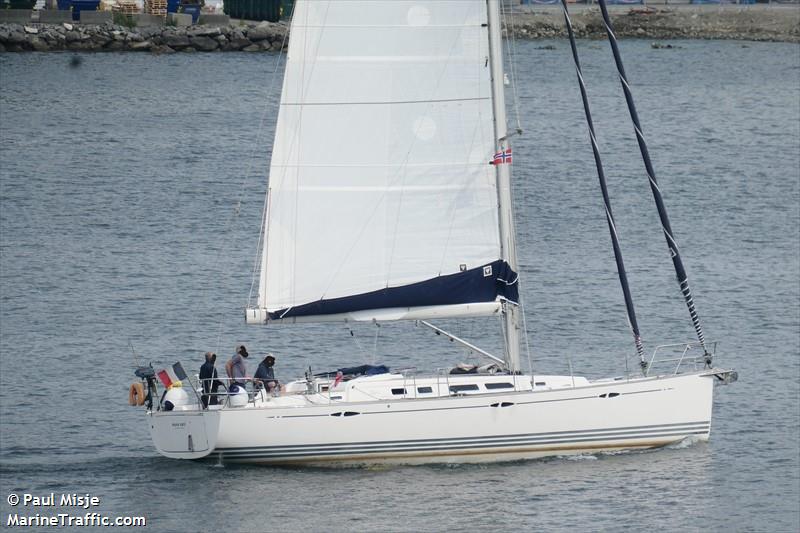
270, 260, 519, 320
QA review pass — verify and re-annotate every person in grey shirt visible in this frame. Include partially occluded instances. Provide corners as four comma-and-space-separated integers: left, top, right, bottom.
225, 345, 249, 388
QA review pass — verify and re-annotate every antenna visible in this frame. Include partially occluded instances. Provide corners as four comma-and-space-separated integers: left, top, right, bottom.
129, 339, 142, 368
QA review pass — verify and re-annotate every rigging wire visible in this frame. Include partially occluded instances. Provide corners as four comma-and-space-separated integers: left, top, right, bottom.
517, 292, 535, 377
205, 4, 295, 352
499, 0, 524, 133
347, 325, 371, 363
499, 0, 530, 375
372, 322, 381, 366
245, 0, 304, 314
559, 0, 647, 367
595, 0, 710, 363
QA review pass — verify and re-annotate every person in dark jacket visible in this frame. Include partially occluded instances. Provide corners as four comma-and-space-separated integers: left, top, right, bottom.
200, 351, 223, 407
254, 354, 279, 394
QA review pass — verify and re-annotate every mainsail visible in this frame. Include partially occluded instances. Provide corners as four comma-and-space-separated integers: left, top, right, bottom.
248, 0, 518, 324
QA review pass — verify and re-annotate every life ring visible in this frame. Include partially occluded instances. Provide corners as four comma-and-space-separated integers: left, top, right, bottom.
129, 382, 145, 406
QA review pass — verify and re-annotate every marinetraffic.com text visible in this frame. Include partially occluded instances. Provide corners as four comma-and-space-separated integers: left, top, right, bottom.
6, 492, 146, 528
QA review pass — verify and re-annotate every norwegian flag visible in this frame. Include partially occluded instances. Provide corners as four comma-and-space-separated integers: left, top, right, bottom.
490, 148, 512, 165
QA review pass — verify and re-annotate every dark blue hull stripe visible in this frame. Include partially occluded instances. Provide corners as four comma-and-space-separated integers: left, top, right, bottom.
216, 421, 709, 452
212, 431, 708, 460
271, 260, 519, 320
211, 422, 710, 460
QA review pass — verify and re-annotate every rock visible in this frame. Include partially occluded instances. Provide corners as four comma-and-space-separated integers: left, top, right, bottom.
189, 35, 218, 51
91, 34, 111, 46
65, 30, 81, 42
242, 43, 260, 52
246, 25, 269, 41
148, 27, 166, 39
40, 29, 59, 41
226, 37, 250, 50
213, 34, 227, 44
67, 40, 96, 50
6, 30, 27, 44
163, 33, 190, 48
188, 26, 220, 37
0, 42, 5, 52
63, 22, 73, 31
130, 40, 152, 50
30, 36, 48, 51
181, 46, 197, 52
151, 44, 175, 54
23, 25, 38, 34
105, 40, 124, 50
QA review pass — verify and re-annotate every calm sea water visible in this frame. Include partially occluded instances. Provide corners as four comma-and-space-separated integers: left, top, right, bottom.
1, 39, 798, 532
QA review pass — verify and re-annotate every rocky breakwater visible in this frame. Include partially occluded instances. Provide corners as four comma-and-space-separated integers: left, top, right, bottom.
0, 20, 289, 53
508, 6, 800, 43
1, 6, 798, 52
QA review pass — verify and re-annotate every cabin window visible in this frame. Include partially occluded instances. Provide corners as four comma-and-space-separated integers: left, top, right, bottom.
417, 386, 433, 394
450, 384, 479, 393
535, 382, 547, 386
485, 382, 514, 390
391, 388, 406, 395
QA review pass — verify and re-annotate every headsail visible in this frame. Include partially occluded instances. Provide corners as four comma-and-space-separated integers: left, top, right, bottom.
248, 0, 518, 324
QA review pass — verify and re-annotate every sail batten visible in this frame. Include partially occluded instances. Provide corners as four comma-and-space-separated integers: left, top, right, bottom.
255, 0, 513, 324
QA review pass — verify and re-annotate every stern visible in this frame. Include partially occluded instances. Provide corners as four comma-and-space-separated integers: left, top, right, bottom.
148, 410, 219, 460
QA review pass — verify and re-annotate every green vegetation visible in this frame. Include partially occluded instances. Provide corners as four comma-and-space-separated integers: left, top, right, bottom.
112, 11, 137, 27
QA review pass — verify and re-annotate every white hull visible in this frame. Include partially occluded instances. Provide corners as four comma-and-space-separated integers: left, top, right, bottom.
148, 369, 731, 466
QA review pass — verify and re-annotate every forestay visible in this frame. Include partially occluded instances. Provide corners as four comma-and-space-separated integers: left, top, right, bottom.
249, 0, 518, 324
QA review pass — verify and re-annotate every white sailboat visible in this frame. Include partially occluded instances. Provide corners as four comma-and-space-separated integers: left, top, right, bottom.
140, 0, 737, 465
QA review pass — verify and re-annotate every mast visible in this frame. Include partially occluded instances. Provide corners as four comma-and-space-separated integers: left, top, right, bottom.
487, 0, 522, 373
